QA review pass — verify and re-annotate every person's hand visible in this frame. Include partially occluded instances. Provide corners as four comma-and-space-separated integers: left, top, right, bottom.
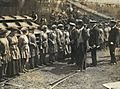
93, 45, 96, 48
110, 42, 114, 45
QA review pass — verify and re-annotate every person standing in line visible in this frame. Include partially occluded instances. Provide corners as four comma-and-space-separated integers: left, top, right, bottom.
18, 27, 30, 72
52, 24, 61, 61
7, 27, 21, 77
28, 27, 38, 68
0, 28, 10, 78
57, 24, 65, 61
41, 25, 49, 65
48, 25, 57, 64
68, 22, 78, 64
0, 53, 2, 81
64, 25, 71, 58
108, 20, 119, 64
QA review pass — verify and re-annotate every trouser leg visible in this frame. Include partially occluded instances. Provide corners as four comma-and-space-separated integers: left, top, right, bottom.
18, 59, 22, 73
76, 44, 84, 70
0, 66, 2, 80
29, 57, 35, 69
91, 48, 97, 66
2, 63, 8, 77
34, 55, 38, 67
109, 45, 116, 63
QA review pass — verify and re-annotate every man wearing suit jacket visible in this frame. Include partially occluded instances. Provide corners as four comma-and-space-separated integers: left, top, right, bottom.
108, 20, 119, 64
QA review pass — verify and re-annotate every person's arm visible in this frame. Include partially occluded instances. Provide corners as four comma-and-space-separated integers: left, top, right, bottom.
115, 28, 120, 46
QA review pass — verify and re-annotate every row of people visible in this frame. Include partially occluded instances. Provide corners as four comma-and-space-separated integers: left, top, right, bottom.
0, 26, 39, 81
0, 17, 119, 81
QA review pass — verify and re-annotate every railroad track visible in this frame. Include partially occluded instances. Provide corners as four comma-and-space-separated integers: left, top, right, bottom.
48, 70, 80, 89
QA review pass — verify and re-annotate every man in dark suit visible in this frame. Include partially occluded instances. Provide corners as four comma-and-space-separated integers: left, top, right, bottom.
89, 21, 100, 66
68, 22, 78, 64
108, 20, 119, 64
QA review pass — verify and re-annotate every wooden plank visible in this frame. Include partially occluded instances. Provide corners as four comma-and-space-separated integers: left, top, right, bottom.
103, 82, 120, 89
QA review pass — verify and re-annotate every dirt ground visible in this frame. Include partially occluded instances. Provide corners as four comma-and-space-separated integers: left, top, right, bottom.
1, 50, 120, 89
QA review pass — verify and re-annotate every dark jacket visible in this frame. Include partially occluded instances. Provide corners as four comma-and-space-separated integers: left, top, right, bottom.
108, 27, 119, 45
89, 27, 100, 46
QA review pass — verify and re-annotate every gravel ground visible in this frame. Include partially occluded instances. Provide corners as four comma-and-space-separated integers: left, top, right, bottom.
1, 50, 120, 89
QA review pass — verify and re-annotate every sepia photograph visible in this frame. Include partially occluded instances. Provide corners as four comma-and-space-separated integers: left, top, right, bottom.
0, 0, 120, 89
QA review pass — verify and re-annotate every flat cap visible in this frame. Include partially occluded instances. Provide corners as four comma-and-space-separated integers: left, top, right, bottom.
58, 24, 64, 27
41, 25, 48, 29
52, 24, 57, 28
89, 19, 97, 23
76, 19, 83, 22
69, 22, 76, 26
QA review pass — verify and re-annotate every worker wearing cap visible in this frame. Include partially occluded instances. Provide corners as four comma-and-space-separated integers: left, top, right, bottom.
0, 28, 10, 78
108, 20, 119, 64
18, 27, 30, 72
28, 27, 38, 68
57, 24, 65, 60
7, 26, 20, 77
48, 25, 58, 64
68, 22, 78, 64
64, 25, 71, 58
41, 25, 49, 65
51, 24, 61, 61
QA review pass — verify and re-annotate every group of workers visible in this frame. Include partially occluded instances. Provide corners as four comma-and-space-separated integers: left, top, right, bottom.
0, 5, 119, 81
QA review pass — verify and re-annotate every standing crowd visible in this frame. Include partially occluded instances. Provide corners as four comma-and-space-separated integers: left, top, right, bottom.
0, 6, 120, 81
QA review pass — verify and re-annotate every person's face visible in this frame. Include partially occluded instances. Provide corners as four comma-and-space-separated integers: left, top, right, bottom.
52, 27, 56, 31
43, 28, 47, 32
11, 31, 16, 36
110, 23, 115, 27
29, 30, 34, 33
